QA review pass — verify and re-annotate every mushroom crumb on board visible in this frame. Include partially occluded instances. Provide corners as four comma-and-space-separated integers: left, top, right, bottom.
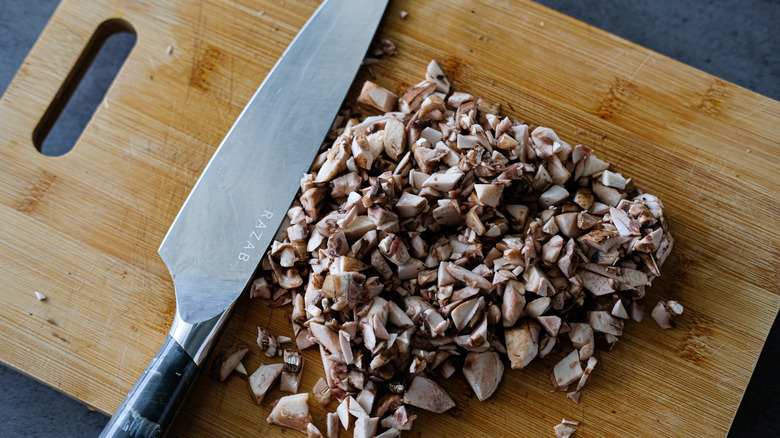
232, 59, 679, 436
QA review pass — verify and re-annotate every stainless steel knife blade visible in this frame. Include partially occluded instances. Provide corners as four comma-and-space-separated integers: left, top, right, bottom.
159, 0, 388, 324
100, 1, 388, 436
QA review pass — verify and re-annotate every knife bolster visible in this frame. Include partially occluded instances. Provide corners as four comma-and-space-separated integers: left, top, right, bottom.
169, 305, 233, 366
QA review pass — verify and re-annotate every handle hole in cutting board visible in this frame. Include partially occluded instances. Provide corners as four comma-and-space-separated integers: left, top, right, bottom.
32, 19, 136, 157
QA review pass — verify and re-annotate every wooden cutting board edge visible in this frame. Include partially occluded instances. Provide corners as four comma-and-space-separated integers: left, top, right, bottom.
1, 0, 778, 436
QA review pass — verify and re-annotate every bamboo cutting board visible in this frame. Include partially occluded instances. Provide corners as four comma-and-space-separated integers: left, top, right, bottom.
1, 0, 778, 436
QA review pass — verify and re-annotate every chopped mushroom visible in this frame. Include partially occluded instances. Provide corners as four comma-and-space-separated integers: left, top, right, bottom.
358, 81, 398, 113
326, 412, 340, 438
353, 415, 380, 438
307, 423, 324, 438
403, 376, 455, 413
235, 361, 250, 381
250, 278, 272, 299
554, 421, 577, 438
426, 60, 450, 93
210, 342, 250, 382
266, 393, 312, 433
248, 363, 284, 405
313, 377, 331, 406
651, 300, 682, 329
248, 60, 678, 435
462, 351, 504, 401
280, 349, 305, 393
258, 328, 280, 357
505, 320, 540, 369
552, 349, 583, 390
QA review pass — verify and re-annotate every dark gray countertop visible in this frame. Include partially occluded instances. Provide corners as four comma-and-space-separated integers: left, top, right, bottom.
1, 0, 777, 436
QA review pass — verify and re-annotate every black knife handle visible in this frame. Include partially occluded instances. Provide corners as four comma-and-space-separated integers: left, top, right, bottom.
98, 335, 199, 438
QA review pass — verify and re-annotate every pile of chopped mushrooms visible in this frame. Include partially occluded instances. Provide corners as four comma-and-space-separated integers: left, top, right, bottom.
213, 60, 681, 437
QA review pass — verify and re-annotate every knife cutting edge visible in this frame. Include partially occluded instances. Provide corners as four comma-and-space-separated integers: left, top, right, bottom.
99, 1, 389, 436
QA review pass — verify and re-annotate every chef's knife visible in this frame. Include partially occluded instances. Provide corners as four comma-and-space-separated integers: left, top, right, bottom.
99, 1, 389, 436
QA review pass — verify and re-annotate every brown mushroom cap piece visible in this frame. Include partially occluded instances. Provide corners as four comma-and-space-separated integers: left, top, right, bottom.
462, 351, 505, 401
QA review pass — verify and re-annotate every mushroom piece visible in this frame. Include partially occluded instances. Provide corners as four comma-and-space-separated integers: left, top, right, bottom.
358, 80, 398, 113
383, 118, 406, 161
250, 277, 272, 299
321, 272, 368, 311
234, 361, 248, 379
368, 205, 400, 233
445, 263, 492, 290
258, 328, 280, 357
578, 270, 615, 296
309, 322, 343, 359
505, 320, 540, 369
374, 393, 404, 418
474, 184, 504, 207
267, 393, 313, 433
554, 422, 577, 438
399, 80, 437, 114
307, 422, 324, 438
538, 335, 557, 359
462, 351, 504, 401
341, 216, 377, 242
525, 296, 552, 318
432, 199, 463, 226
592, 182, 625, 207
541, 235, 565, 264
280, 349, 305, 393
538, 315, 562, 337
538, 185, 569, 208
601, 169, 628, 189
555, 212, 581, 238
380, 405, 417, 431
210, 342, 250, 382
353, 415, 380, 438
425, 59, 450, 93
356, 383, 377, 414
447, 91, 473, 108
651, 301, 676, 329
422, 171, 464, 192
248, 363, 284, 405
551, 349, 583, 390
315, 140, 350, 184
587, 311, 624, 336
336, 397, 351, 431
326, 412, 340, 438
313, 377, 331, 407
568, 323, 594, 349
403, 376, 455, 413
609, 207, 641, 237
395, 192, 428, 218
611, 299, 629, 319
378, 236, 411, 267
575, 356, 598, 391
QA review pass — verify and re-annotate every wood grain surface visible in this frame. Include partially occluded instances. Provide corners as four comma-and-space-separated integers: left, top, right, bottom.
1, 0, 778, 436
